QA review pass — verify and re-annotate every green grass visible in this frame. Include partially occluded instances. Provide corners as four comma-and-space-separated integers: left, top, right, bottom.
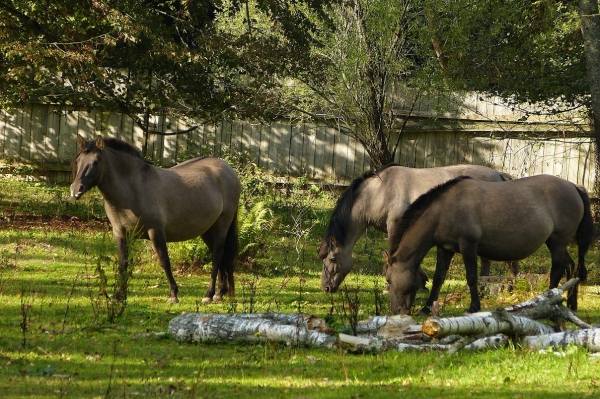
0, 177, 600, 398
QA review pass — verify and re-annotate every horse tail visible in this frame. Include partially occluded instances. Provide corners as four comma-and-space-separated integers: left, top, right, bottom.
575, 185, 594, 283
223, 210, 238, 297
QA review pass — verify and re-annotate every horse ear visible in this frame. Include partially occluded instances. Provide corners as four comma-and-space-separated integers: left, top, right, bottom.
95, 135, 104, 150
381, 250, 391, 274
382, 250, 391, 265
77, 134, 85, 149
329, 236, 338, 248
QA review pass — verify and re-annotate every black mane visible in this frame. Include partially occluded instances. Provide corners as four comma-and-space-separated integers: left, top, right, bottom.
318, 163, 400, 258
72, 136, 148, 176
102, 137, 144, 159
388, 175, 472, 254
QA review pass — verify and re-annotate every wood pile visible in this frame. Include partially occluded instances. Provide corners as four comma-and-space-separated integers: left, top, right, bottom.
169, 278, 600, 353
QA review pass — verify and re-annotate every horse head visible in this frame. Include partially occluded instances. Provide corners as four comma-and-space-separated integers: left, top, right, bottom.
70, 134, 106, 199
318, 235, 353, 293
383, 250, 421, 315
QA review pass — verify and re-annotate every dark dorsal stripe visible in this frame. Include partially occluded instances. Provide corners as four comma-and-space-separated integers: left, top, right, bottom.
318, 163, 400, 259
388, 175, 472, 254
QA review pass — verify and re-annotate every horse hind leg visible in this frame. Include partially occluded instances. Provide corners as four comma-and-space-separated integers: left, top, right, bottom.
564, 252, 579, 311
200, 230, 218, 303
547, 243, 578, 310
201, 214, 237, 303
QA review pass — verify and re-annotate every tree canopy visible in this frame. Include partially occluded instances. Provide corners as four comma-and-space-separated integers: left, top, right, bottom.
0, 0, 598, 170
0, 0, 334, 129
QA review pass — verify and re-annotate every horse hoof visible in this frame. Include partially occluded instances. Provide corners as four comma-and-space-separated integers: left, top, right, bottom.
167, 297, 179, 304
417, 308, 431, 316
201, 296, 213, 304
212, 295, 223, 303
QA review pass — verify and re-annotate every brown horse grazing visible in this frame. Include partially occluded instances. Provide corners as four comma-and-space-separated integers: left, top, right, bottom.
70, 135, 240, 304
318, 164, 517, 294
384, 175, 593, 315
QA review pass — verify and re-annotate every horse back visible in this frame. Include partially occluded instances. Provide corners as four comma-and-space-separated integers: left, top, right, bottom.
360, 164, 505, 225
433, 175, 584, 259
139, 157, 241, 241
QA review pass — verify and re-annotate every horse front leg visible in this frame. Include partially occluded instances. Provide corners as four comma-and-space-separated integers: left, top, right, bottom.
114, 234, 129, 304
479, 257, 491, 276
148, 229, 179, 303
420, 247, 454, 315
459, 240, 481, 313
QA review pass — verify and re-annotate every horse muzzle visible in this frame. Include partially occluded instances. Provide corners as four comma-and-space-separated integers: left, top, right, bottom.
322, 280, 340, 294
70, 184, 87, 199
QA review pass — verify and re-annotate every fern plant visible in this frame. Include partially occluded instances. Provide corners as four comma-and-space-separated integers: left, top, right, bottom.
237, 201, 274, 266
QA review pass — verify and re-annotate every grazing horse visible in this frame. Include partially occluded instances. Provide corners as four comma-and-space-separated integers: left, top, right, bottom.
318, 164, 516, 294
384, 175, 593, 315
70, 135, 241, 304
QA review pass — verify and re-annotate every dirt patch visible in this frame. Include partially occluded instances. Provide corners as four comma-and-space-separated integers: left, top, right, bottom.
0, 214, 110, 232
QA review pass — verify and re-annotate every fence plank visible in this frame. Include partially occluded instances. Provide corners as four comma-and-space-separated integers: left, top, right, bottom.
313, 124, 327, 179
0, 105, 596, 193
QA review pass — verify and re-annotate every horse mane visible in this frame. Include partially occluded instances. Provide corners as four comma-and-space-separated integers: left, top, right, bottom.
71, 136, 149, 176
318, 163, 400, 259
102, 137, 144, 159
388, 175, 472, 254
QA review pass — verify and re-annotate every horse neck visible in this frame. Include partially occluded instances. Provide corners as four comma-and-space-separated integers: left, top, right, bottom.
97, 149, 149, 206
395, 211, 436, 265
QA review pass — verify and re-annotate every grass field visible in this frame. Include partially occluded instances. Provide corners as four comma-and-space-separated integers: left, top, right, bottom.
0, 175, 600, 398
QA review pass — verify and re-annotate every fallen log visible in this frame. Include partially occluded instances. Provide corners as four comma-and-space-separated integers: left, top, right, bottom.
167, 279, 593, 354
498, 278, 589, 328
339, 333, 509, 353
169, 312, 338, 348
354, 314, 421, 338
522, 328, 600, 352
422, 307, 556, 339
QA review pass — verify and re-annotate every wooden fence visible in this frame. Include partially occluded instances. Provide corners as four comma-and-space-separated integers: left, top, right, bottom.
0, 103, 595, 193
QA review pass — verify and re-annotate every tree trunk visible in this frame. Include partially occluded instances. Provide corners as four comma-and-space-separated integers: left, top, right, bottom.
580, 0, 600, 195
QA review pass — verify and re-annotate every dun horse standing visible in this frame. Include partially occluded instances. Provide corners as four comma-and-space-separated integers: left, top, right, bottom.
384, 175, 593, 315
70, 135, 241, 304
318, 164, 516, 294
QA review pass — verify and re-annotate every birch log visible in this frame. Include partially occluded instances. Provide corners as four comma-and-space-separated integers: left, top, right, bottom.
169, 312, 338, 348
354, 315, 421, 338
496, 278, 589, 327
475, 278, 590, 328
422, 308, 556, 339
339, 333, 509, 353
522, 328, 600, 352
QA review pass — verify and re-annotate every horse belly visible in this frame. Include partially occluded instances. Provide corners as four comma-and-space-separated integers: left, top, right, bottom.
163, 211, 221, 242
476, 234, 548, 262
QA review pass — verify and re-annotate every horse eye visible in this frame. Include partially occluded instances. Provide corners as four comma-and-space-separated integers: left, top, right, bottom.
330, 257, 336, 263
